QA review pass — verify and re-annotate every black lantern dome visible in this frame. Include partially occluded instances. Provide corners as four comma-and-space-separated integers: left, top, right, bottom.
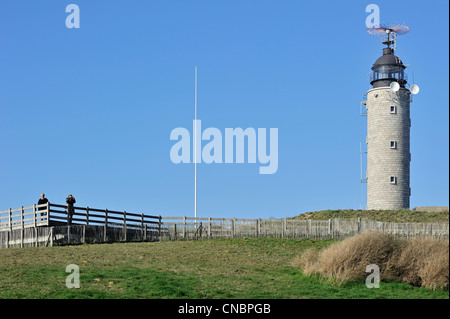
370, 47, 407, 88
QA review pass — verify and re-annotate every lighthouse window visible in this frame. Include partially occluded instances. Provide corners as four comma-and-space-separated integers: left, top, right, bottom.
390, 106, 397, 114
390, 141, 397, 149
390, 176, 397, 184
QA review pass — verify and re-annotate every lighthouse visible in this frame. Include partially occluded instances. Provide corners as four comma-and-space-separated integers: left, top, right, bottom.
364, 25, 419, 210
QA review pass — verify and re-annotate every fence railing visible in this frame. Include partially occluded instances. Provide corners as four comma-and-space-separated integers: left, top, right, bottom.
0, 203, 162, 231
0, 203, 164, 248
0, 204, 50, 230
47, 203, 161, 230
161, 216, 449, 240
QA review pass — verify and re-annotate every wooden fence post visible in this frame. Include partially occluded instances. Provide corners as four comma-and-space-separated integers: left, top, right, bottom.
208, 217, 211, 238
86, 207, 90, 226
357, 217, 361, 234
141, 213, 144, 241
123, 211, 127, 242
104, 209, 108, 242
260, 218, 263, 237
67, 225, 71, 245
328, 218, 333, 238
8, 208, 12, 232
158, 215, 162, 241
21, 206, 24, 248
6, 208, 11, 248
232, 218, 236, 238
256, 218, 260, 238
82, 225, 86, 244
46, 202, 50, 226
33, 204, 37, 228
183, 216, 186, 239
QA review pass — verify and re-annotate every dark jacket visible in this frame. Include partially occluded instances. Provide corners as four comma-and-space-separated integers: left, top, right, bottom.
66, 197, 76, 212
38, 198, 48, 210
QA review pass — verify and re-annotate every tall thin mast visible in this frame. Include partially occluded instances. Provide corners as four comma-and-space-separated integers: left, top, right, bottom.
194, 66, 198, 220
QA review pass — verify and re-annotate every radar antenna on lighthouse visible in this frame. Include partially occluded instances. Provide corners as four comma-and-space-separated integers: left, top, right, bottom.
367, 23, 411, 51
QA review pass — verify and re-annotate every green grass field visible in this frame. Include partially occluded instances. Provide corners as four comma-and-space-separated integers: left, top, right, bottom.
0, 238, 448, 299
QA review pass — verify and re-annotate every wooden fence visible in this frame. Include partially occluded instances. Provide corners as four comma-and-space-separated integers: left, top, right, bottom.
1, 205, 448, 248
161, 216, 449, 240
0, 204, 50, 230
0, 203, 163, 248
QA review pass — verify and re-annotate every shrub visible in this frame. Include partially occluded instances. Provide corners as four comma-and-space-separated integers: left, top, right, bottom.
390, 237, 449, 290
292, 232, 449, 290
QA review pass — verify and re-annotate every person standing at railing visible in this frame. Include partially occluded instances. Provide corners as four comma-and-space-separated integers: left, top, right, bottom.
66, 194, 76, 225
38, 193, 49, 217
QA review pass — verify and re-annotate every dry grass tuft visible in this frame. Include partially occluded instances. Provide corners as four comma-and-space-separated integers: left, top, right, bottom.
293, 232, 449, 290
291, 248, 319, 275
390, 237, 449, 290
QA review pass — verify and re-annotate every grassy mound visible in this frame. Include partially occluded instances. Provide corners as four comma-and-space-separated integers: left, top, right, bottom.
293, 209, 449, 223
292, 232, 449, 290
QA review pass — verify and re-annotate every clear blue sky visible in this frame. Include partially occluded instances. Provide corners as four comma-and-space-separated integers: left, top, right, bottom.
0, 0, 448, 219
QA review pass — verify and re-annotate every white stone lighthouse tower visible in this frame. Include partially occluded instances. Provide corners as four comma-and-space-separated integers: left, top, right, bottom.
364, 25, 419, 210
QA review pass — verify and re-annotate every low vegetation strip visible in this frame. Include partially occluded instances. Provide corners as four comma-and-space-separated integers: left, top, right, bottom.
293, 209, 449, 223
0, 238, 448, 299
